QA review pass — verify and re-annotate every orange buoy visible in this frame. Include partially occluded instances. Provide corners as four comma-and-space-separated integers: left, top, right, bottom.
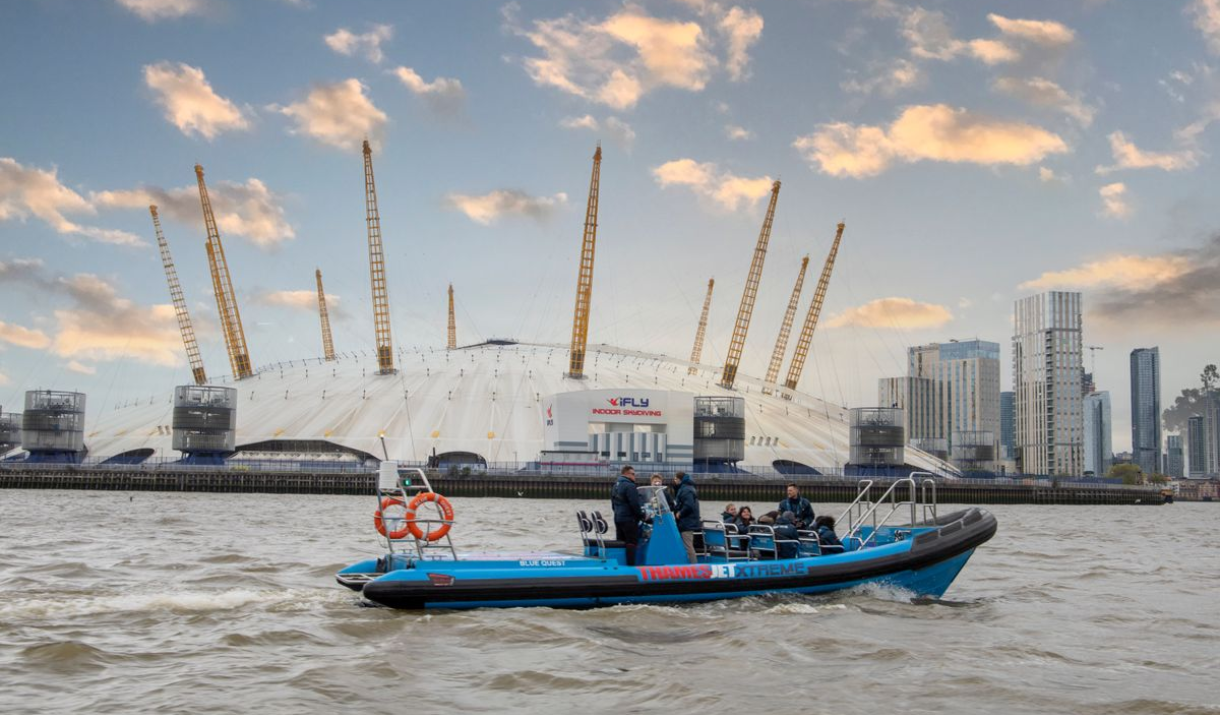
374, 496, 410, 540
405, 492, 455, 541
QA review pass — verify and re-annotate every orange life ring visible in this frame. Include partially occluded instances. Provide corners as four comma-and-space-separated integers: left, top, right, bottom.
374, 497, 411, 540
405, 492, 455, 541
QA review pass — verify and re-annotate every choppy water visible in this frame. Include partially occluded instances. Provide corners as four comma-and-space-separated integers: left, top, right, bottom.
0, 491, 1216, 714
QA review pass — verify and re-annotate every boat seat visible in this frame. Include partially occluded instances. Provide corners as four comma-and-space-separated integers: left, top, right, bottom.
584, 538, 628, 549
748, 525, 799, 560
576, 510, 593, 534
701, 520, 749, 560
591, 511, 610, 535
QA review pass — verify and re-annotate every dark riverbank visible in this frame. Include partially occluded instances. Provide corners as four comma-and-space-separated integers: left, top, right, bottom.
0, 466, 1164, 505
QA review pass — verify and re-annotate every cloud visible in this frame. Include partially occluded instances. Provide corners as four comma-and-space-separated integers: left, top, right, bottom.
0, 158, 144, 246
651, 159, 773, 210
0, 321, 51, 349
900, 8, 1074, 67
66, 360, 96, 375
1193, 0, 1220, 54
92, 177, 294, 248
393, 67, 467, 116
994, 76, 1095, 126
258, 289, 340, 312
324, 24, 393, 63
507, 5, 730, 110
1032, 236, 1220, 328
841, 58, 922, 95
443, 190, 568, 225
116, 0, 205, 21
794, 104, 1068, 178
987, 14, 1075, 46
1096, 131, 1198, 173
718, 6, 764, 81
1099, 182, 1131, 218
143, 62, 250, 140
1038, 166, 1059, 182
273, 79, 387, 151
1020, 254, 1191, 291
826, 297, 953, 329
0, 263, 184, 367
725, 124, 753, 140
559, 115, 636, 148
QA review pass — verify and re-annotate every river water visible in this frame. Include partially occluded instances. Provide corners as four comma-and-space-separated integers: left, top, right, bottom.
0, 491, 1216, 714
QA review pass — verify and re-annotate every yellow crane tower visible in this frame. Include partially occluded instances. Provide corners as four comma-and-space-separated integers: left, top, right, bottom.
763, 255, 809, 394
447, 283, 457, 350
362, 140, 395, 374
688, 278, 714, 375
567, 145, 602, 379
784, 222, 846, 394
195, 164, 252, 380
150, 205, 207, 385
316, 268, 336, 361
720, 180, 781, 390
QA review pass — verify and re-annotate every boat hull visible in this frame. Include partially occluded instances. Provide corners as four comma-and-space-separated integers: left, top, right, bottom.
351, 508, 996, 610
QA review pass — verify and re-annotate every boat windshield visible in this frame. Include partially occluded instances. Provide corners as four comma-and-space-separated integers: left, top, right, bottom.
638, 484, 672, 518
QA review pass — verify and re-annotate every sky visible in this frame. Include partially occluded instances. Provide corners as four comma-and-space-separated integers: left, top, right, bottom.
1, 0, 1219, 454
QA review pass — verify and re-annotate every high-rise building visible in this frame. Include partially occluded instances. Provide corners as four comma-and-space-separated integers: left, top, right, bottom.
879, 340, 1001, 468
1129, 347, 1162, 475
1000, 391, 1015, 460
1082, 371, 1095, 397
1166, 434, 1184, 479
1013, 291, 1084, 476
1083, 391, 1112, 476
1187, 415, 1208, 478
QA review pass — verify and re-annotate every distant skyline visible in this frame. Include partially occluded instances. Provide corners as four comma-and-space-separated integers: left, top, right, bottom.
2, 0, 1220, 453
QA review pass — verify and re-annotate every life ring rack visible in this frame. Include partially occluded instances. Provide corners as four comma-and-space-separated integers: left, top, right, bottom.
373, 492, 455, 542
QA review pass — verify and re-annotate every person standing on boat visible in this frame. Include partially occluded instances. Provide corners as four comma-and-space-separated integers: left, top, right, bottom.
672, 471, 701, 563
778, 483, 815, 529
650, 473, 676, 512
611, 465, 646, 566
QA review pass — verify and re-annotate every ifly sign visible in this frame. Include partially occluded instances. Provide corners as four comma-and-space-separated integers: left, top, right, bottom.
608, 397, 650, 407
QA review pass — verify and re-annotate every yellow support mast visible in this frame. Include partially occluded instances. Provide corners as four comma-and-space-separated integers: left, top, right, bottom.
447, 283, 457, 350
567, 145, 602, 379
784, 222, 846, 394
720, 180, 781, 390
688, 278, 714, 375
195, 164, 252, 379
763, 255, 809, 394
316, 269, 336, 361
151, 204, 207, 385
362, 140, 395, 374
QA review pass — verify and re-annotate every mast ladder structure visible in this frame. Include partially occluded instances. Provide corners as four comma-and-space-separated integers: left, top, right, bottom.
362, 140, 395, 374
763, 255, 809, 394
196, 164, 252, 379
720, 180, 781, 390
316, 268, 336, 361
447, 283, 457, 350
688, 278, 714, 376
567, 145, 602, 379
151, 204, 207, 385
783, 222, 845, 396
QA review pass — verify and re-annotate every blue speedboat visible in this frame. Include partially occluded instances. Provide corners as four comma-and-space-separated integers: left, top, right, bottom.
337, 469, 996, 610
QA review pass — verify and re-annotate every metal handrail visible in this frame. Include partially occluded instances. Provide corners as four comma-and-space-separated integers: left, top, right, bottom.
839, 472, 939, 549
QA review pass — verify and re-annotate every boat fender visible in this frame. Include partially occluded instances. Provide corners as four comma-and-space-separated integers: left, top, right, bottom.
374, 497, 411, 540
406, 492, 456, 542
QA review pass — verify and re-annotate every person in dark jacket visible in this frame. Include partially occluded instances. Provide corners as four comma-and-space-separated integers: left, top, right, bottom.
610, 465, 645, 565
778, 483, 815, 529
814, 515, 844, 552
651, 473, 676, 512
773, 511, 800, 559
721, 503, 738, 523
671, 471, 701, 563
733, 506, 755, 531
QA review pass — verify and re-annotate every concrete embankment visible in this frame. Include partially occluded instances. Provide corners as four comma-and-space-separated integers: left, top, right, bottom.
0, 467, 1163, 505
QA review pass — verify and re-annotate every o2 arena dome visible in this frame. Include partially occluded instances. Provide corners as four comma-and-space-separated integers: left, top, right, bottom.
13, 145, 957, 476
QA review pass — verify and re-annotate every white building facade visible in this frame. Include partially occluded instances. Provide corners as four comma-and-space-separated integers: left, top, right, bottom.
1013, 291, 1085, 476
